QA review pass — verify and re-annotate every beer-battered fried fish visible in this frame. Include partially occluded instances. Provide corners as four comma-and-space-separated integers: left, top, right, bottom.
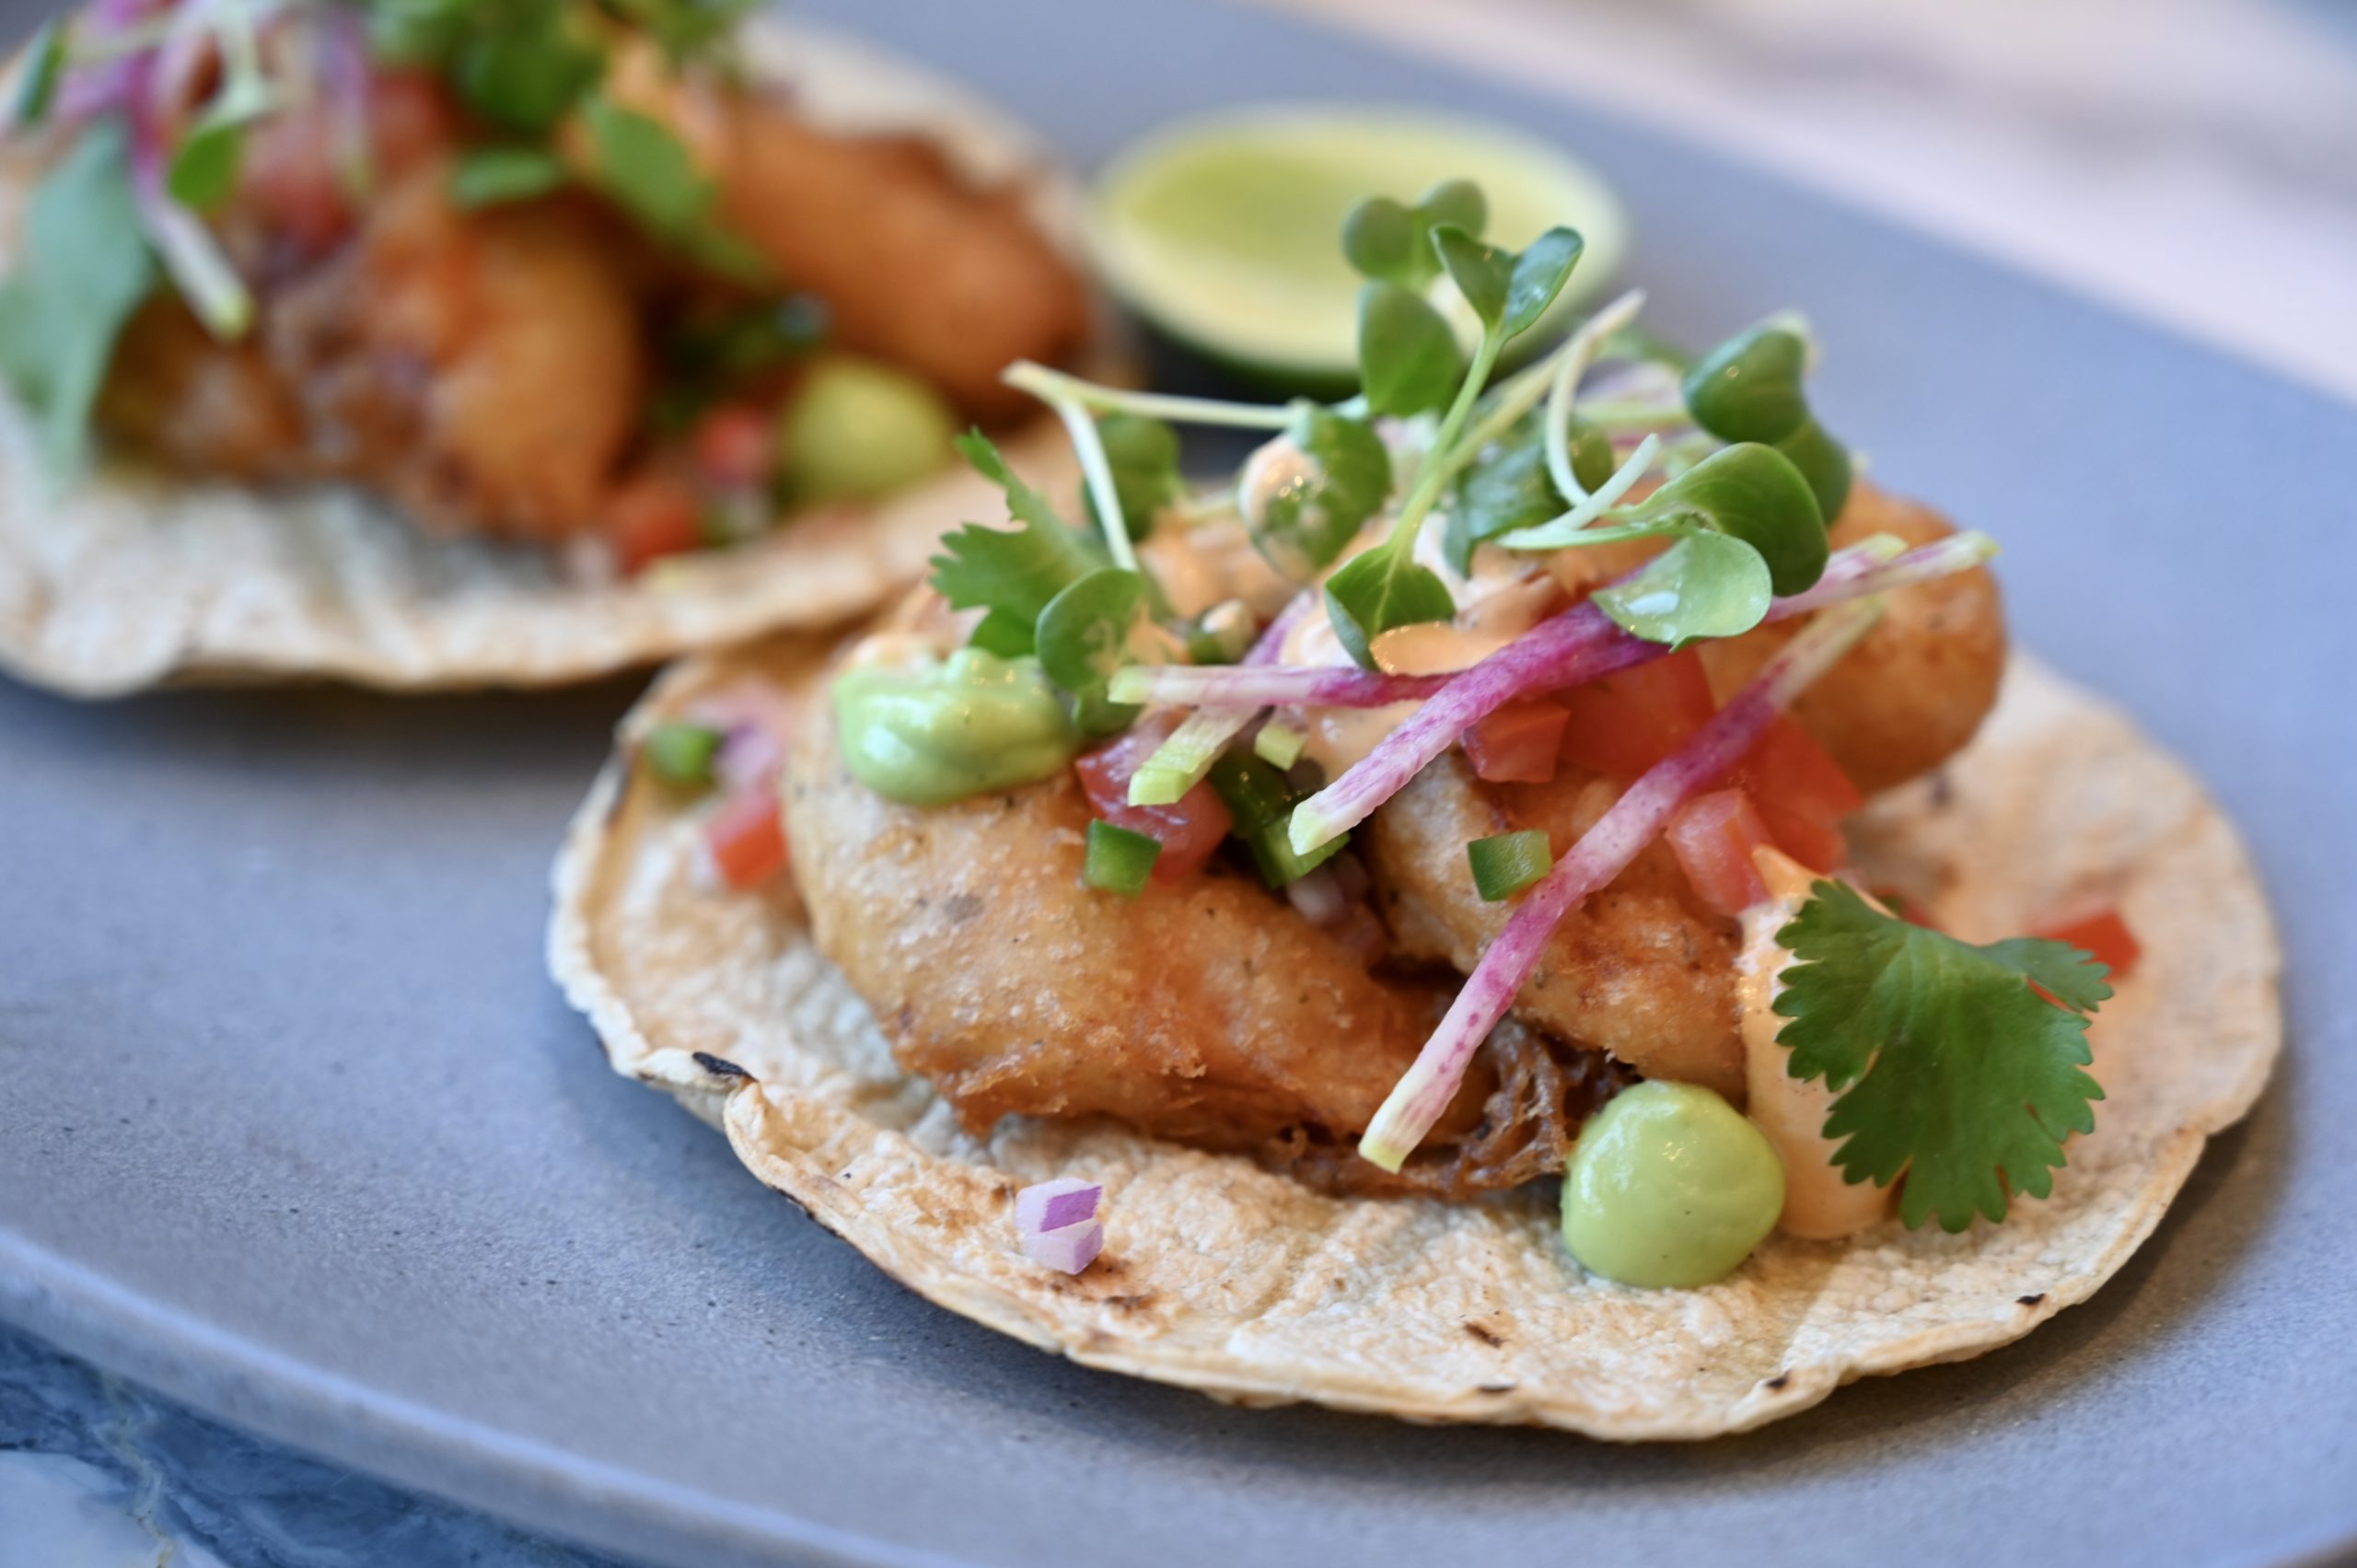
784, 684, 1618, 1198
1362, 485, 2006, 1096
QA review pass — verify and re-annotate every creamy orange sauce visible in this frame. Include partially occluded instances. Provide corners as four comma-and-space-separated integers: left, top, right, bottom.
1276, 524, 1560, 774
1142, 517, 1291, 620
1739, 847, 1892, 1240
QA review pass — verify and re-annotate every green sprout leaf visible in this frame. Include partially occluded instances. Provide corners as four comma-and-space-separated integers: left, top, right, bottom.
1246, 405, 1392, 579
1773, 880, 2109, 1232
1322, 544, 1456, 669
1357, 281, 1460, 418
1036, 566, 1147, 703
454, 8, 604, 133
1417, 178, 1487, 242
1341, 179, 1488, 289
1442, 413, 1558, 574
928, 432, 1109, 653
0, 122, 157, 477
1591, 531, 1771, 645
1341, 196, 1421, 287
1431, 226, 1510, 325
1775, 415, 1853, 520
1683, 322, 1810, 444
7, 17, 66, 130
1502, 226, 1584, 337
1084, 412, 1186, 541
1431, 224, 1583, 339
1622, 442, 1829, 596
450, 145, 571, 207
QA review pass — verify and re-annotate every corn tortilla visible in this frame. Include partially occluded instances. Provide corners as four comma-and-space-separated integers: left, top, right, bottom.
547, 637, 2279, 1438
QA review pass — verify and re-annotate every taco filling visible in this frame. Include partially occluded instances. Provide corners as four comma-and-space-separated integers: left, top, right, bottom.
696, 179, 2148, 1293
0, 0, 1088, 569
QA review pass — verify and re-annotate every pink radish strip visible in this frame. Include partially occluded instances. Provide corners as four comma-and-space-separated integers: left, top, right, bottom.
1119, 533, 1988, 716
1356, 598, 1886, 1171
1111, 661, 1448, 709
1287, 531, 1992, 854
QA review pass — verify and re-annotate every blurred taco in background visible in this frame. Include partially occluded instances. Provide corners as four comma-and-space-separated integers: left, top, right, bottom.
0, 0, 1100, 694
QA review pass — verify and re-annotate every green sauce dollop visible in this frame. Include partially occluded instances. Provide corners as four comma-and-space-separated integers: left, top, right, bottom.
832, 649, 1080, 807
1561, 1081, 1783, 1288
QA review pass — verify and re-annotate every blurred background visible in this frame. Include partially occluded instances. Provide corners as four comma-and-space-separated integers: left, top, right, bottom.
1258, 0, 2357, 403
4, 0, 2352, 1564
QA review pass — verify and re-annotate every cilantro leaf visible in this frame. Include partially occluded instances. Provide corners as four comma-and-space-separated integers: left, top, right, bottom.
0, 122, 157, 476
928, 432, 1109, 652
1772, 880, 2110, 1233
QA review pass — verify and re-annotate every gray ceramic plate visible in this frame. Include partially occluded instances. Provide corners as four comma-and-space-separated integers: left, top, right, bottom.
2, 2, 2351, 1565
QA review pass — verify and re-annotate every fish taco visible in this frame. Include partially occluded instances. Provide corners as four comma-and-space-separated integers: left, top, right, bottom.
0, 1, 1097, 695
551, 182, 2279, 1435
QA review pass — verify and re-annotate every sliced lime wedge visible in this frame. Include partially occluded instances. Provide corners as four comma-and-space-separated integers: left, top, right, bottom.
1086, 107, 1631, 391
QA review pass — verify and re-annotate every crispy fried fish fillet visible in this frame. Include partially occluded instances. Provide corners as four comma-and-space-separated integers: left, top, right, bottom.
713, 101, 1089, 424
1365, 485, 2008, 1098
95, 71, 1087, 539
784, 682, 1615, 1197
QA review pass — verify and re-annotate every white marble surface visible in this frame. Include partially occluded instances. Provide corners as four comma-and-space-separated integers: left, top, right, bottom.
1257, 0, 2357, 404
0, 1322, 623, 1568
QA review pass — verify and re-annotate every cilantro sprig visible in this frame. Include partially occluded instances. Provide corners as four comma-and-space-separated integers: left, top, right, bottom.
927, 432, 1110, 649
1772, 881, 2110, 1233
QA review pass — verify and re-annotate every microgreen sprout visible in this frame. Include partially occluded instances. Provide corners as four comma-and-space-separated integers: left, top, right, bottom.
1323, 190, 1586, 668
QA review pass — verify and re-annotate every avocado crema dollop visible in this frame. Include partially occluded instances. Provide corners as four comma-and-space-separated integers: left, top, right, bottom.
1560, 1082, 1786, 1288
832, 649, 1082, 807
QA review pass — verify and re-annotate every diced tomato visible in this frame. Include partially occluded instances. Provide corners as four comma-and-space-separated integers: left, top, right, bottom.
1605, 649, 1716, 732
1742, 718, 1864, 819
607, 473, 704, 574
691, 403, 777, 489
2033, 907, 2142, 981
1667, 789, 1776, 919
1723, 717, 1863, 872
1464, 698, 1568, 784
1074, 723, 1234, 883
239, 109, 354, 256
1556, 650, 1713, 778
368, 70, 458, 175
705, 784, 789, 889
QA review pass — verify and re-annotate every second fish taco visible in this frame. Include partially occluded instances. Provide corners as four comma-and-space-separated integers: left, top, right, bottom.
0, 0, 1097, 695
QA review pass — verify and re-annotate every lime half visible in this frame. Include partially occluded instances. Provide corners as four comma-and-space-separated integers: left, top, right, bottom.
1086, 106, 1631, 390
